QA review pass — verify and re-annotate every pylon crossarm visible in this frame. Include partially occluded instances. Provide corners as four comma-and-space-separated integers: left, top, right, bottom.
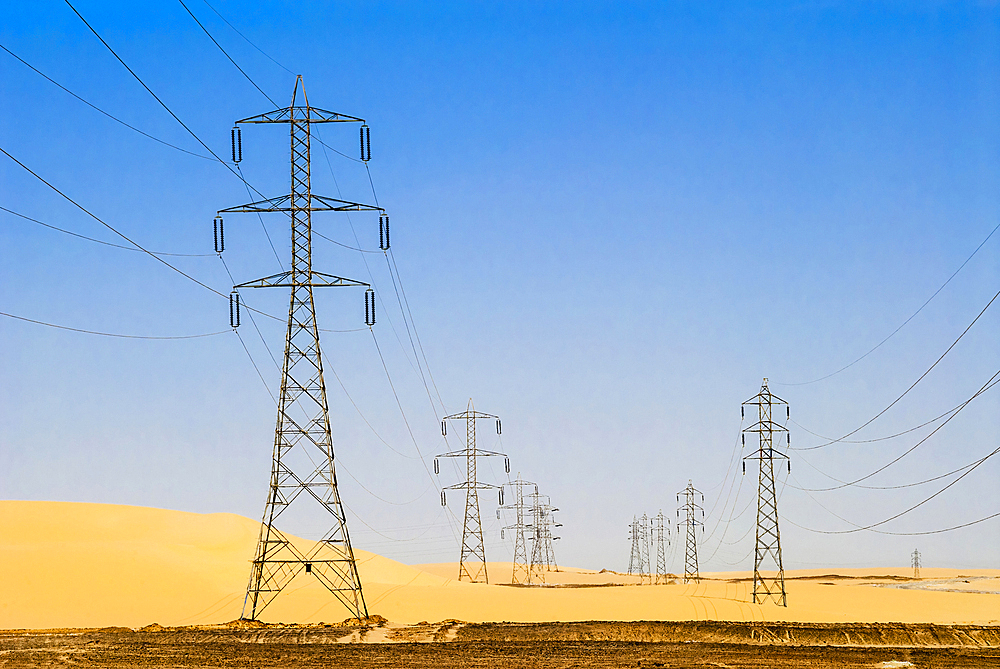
219, 193, 382, 213
235, 271, 369, 289
742, 420, 788, 433
744, 450, 790, 461
436, 448, 506, 459
237, 107, 365, 124
443, 410, 498, 420
219, 194, 292, 213
444, 482, 502, 491
310, 195, 382, 212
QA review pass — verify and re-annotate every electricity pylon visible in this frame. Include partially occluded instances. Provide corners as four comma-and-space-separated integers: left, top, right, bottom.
911, 549, 921, 579
528, 491, 560, 583
639, 513, 652, 584
628, 516, 642, 577
436, 399, 508, 583
221, 76, 383, 621
742, 378, 790, 606
653, 510, 670, 584
499, 476, 535, 584
677, 481, 704, 584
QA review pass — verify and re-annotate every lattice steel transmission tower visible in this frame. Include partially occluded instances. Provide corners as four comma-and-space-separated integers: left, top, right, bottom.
499, 476, 535, 584
653, 510, 670, 584
677, 481, 704, 584
436, 400, 508, 583
742, 378, 790, 606
639, 513, 652, 584
628, 516, 642, 576
221, 77, 384, 621
911, 549, 921, 579
528, 490, 560, 582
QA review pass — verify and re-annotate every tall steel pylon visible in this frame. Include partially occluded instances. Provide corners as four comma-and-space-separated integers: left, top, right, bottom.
677, 481, 704, 584
639, 513, 652, 584
911, 549, 921, 579
220, 77, 383, 621
528, 490, 560, 583
499, 476, 535, 584
628, 516, 642, 577
653, 510, 669, 584
436, 400, 508, 583
742, 378, 790, 606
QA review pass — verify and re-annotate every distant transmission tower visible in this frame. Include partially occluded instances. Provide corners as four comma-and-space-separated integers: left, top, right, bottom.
628, 516, 642, 577
499, 476, 535, 584
677, 481, 704, 584
911, 549, 921, 579
528, 491, 560, 582
436, 400, 508, 583
653, 511, 670, 584
742, 378, 790, 606
639, 513, 652, 584
222, 76, 382, 621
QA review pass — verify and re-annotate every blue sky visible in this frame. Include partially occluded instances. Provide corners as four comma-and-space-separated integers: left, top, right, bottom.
1, 0, 998, 574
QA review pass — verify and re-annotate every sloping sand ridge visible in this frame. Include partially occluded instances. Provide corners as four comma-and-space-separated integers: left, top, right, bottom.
0, 501, 997, 629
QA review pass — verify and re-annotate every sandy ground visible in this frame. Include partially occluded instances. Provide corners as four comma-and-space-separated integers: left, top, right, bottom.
1, 501, 997, 629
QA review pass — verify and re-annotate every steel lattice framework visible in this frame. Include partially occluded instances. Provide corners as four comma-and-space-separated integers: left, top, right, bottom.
436, 400, 507, 583
911, 549, 921, 579
220, 77, 382, 621
742, 378, 790, 606
628, 516, 642, 577
653, 511, 669, 585
499, 477, 535, 584
638, 513, 652, 585
677, 481, 704, 584
528, 491, 560, 582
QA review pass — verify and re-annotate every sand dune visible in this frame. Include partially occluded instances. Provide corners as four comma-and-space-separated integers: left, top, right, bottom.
0, 501, 996, 629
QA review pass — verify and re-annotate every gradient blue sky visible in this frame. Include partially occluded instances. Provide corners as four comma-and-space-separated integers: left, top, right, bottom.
1, 1, 998, 573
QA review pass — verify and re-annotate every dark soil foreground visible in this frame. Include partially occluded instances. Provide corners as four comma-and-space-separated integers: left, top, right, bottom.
1, 620, 999, 668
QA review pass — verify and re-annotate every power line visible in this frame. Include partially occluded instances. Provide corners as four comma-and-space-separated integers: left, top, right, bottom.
177, 0, 278, 107
62, 0, 310, 212
1, 145, 233, 302
790, 404, 963, 447
0, 42, 212, 160
793, 432, 1000, 491
785, 474, 1000, 537
200, 0, 296, 76
233, 164, 285, 271
232, 327, 275, 403
64, 0, 248, 180
0, 310, 227, 340
0, 145, 344, 331
790, 444, 1000, 535
314, 229, 383, 253
777, 219, 1000, 386
796, 285, 1000, 450
0, 205, 212, 257
793, 367, 1000, 491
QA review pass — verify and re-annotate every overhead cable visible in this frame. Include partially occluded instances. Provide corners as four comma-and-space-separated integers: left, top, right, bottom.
0, 310, 227, 340
200, 0, 296, 75
0, 42, 212, 160
777, 218, 1000, 386
794, 367, 1000, 491
797, 285, 1000, 450
790, 445, 1000, 534
0, 205, 211, 257
176, 0, 278, 107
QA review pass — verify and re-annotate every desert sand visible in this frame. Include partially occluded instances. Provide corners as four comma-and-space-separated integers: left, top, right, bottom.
1, 500, 997, 630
